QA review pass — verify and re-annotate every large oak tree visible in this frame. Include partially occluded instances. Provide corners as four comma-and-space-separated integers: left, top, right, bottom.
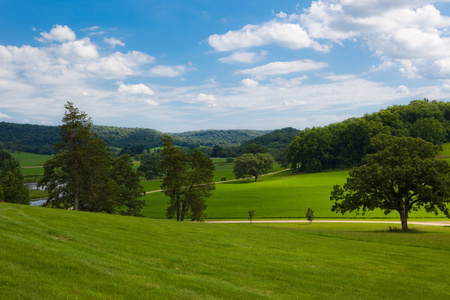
330, 134, 450, 231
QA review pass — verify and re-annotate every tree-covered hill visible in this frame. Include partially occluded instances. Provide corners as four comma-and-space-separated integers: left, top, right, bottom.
241, 127, 301, 152
172, 129, 271, 147
0, 122, 270, 155
288, 99, 450, 172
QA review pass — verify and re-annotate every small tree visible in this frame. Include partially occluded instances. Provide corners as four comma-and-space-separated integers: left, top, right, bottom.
305, 207, 315, 224
330, 134, 450, 231
248, 209, 256, 224
233, 153, 274, 182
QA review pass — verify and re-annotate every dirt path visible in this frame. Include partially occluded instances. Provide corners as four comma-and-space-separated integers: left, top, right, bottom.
204, 220, 450, 226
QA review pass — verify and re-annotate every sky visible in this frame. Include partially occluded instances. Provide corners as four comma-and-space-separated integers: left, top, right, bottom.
1, 0, 450, 132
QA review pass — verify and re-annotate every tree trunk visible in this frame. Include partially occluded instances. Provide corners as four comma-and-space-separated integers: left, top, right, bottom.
254, 174, 258, 182
74, 156, 79, 211
399, 210, 408, 231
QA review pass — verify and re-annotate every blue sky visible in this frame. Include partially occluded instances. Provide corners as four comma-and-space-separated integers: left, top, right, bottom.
1, 0, 450, 132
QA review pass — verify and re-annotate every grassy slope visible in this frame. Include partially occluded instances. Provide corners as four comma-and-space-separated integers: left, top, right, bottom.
1, 203, 449, 299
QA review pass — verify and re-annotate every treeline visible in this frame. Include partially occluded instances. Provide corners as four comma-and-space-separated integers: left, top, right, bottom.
0, 121, 269, 155
208, 127, 300, 158
287, 99, 450, 172
172, 129, 271, 147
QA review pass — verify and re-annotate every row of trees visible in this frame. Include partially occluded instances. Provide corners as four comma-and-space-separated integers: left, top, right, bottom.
39, 102, 145, 215
288, 100, 450, 173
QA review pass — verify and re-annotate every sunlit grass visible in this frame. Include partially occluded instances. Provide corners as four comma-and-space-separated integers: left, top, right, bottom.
1, 203, 449, 299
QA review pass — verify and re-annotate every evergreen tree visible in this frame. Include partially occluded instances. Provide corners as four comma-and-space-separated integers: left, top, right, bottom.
39, 102, 144, 215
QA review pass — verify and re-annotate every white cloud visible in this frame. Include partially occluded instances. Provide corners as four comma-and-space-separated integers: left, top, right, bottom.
218, 50, 267, 64
237, 60, 328, 78
208, 20, 329, 52
300, 1, 450, 79
104, 37, 125, 48
275, 11, 288, 18
149, 65, 188, 77
117, 82, 155, 95
38, 25, 76, 42
397, 85, 410, 94
0, 112, 12, 119
241, 78, 259, 87
192, 93, 217, 107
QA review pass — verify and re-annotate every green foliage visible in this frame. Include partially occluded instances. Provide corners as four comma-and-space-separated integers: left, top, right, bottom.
242, 143, 269, 154
233, 153, 274, 182
0, 150, 30, 204
160, 135, 215, 221
111, 154, 146, 216
305, 207, 315, 223
248, 209, 256, 224
137, 155, 162, 180
288, 100, 450, 173
39, 102, 144, 215
330, 135, 450, 231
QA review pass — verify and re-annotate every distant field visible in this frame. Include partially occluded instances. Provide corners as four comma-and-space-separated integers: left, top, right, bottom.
143, 169, 448, 220
9, 151, 52, 167
1, 203, 448, 299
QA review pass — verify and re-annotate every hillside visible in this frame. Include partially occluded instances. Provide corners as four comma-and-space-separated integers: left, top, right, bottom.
1, 203, 449, 299
0, 122, 269, 154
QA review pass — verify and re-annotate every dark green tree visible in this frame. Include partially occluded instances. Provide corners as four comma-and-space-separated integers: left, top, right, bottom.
111, 154, 146, 216
330, 135, 450, 231
183, 149, 215, 221
305, 207, 315, 224
248, 209, 256, 224
0, 151, 30, 204
159, 135, 215, 221
137, 155, 162, 180
39, 102, 144, 215
233, 153, 274, 182
159, 135, 189, 220
288, 127, 332, 172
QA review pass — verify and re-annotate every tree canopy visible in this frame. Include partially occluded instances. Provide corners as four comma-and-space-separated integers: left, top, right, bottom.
330, 134, 450, 231
39, 102, 145, 215
233, 153, 274, 182
159, 135, 215, 221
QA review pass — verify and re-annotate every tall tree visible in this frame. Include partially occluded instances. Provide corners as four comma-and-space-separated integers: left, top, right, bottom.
233, 153, 274, 182
330, 134, 450, 231
159, 135, 188, 220
159, 135, 215, 221
39, 102, 144, 215
183, 149, 215, 221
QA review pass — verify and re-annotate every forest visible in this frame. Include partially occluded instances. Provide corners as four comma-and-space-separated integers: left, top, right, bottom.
0, 122, 269, 155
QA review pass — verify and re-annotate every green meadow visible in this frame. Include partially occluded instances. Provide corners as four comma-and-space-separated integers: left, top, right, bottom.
142, 169, 448, 220
1, 203, 449, 299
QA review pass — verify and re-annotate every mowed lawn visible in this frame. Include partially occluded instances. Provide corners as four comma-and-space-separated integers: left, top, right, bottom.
1, 203, 449, 299
142, 169, 449, 220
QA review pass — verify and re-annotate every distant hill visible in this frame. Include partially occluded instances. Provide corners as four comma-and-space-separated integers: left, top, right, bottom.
0, 122, 271, 155
172, 129, 272, 147
241, 127, 301, 153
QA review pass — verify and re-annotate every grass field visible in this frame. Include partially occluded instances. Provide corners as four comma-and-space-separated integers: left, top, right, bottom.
0, 203, 449, 299
142, 168, 449, 220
